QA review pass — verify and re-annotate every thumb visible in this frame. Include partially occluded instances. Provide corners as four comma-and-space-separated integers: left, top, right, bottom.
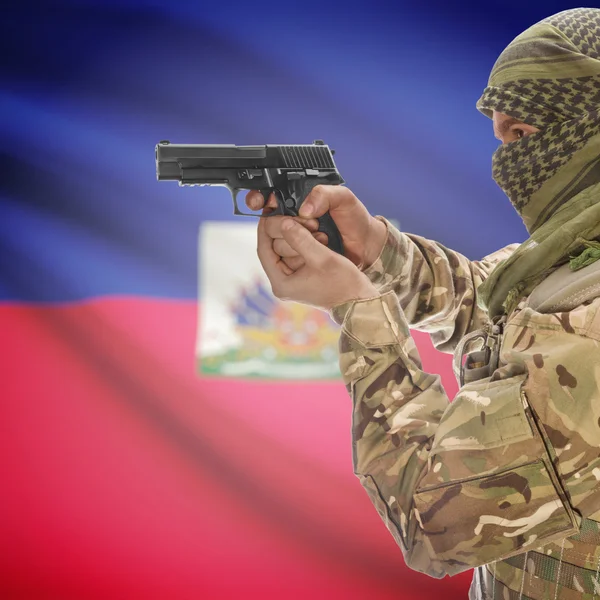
281, 219, 329, 264
298, 185, 339, 218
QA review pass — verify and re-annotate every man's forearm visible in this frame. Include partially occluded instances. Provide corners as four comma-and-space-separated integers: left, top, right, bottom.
331, 291, 581, 578
363, 217, 519, 353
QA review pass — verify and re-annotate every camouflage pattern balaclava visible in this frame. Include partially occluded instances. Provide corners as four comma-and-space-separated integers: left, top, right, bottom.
476, 8, 600, 319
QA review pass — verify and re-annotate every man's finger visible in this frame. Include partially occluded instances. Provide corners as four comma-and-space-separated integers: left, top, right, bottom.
314, 232, 328, 245
283, 255, 305, 272
257, 217, 289, 280
247, 191, 280, 212
246, 190, 265, 211
264, 215, 320, 240
280, 219, 330, 264
273, 238, 299, 258
298, 185, 352, 218
266, 193, 278, 209
273, 231, 326, 257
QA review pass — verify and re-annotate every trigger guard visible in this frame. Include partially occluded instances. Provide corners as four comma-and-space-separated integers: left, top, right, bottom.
231, 187, 243, 215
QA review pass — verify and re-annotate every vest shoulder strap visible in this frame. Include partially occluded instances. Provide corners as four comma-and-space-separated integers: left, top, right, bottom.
527, 259, 600, 313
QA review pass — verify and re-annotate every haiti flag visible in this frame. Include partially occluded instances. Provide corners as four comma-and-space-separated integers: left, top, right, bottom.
1, 1, 539, 598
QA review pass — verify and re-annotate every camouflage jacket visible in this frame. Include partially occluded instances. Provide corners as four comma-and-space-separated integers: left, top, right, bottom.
329, 217, 600, 579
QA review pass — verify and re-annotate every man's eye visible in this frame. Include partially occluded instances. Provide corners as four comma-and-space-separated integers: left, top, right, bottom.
513, 128, 525, 139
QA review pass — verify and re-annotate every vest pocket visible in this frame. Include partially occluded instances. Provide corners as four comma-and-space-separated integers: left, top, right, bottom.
413, 459, 579, 575
430, 374, 532, 455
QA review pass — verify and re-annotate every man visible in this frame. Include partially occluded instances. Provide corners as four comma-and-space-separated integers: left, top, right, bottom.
247, 8, 600, 599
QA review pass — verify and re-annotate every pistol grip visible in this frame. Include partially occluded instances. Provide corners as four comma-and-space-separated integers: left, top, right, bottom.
293, 180, 345, 256
269, 181, 345, 255
317, 212, 344, 255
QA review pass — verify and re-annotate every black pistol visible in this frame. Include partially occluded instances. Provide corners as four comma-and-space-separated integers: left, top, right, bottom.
155, 140, 345, 254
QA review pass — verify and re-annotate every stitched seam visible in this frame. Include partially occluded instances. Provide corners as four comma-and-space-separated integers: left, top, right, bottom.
505, 320, 600, 342
545, 283, 600, 312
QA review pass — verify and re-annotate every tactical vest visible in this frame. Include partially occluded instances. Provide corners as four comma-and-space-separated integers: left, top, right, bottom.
453, 259, 600, 600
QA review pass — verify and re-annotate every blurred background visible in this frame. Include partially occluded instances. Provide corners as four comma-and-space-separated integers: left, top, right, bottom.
0, 1, 587, 598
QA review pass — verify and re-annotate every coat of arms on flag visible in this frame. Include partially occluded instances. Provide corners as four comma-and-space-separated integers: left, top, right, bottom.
197, 222, 341, 380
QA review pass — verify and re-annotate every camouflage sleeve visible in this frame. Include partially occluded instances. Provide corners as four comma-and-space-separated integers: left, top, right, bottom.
330, 291, 581, 578
363, 217, 520, 353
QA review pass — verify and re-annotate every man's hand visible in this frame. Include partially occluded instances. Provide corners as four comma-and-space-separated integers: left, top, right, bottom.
258, 216, 379, 311
246, 185, 387, 271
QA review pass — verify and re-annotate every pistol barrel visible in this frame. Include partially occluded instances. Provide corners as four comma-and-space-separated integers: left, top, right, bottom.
156, 142, 269, 180
155, 141, 338, 182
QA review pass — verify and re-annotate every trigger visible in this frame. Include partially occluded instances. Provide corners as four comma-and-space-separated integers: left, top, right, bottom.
262, 189, 284, 216
260, 189, 271, 206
